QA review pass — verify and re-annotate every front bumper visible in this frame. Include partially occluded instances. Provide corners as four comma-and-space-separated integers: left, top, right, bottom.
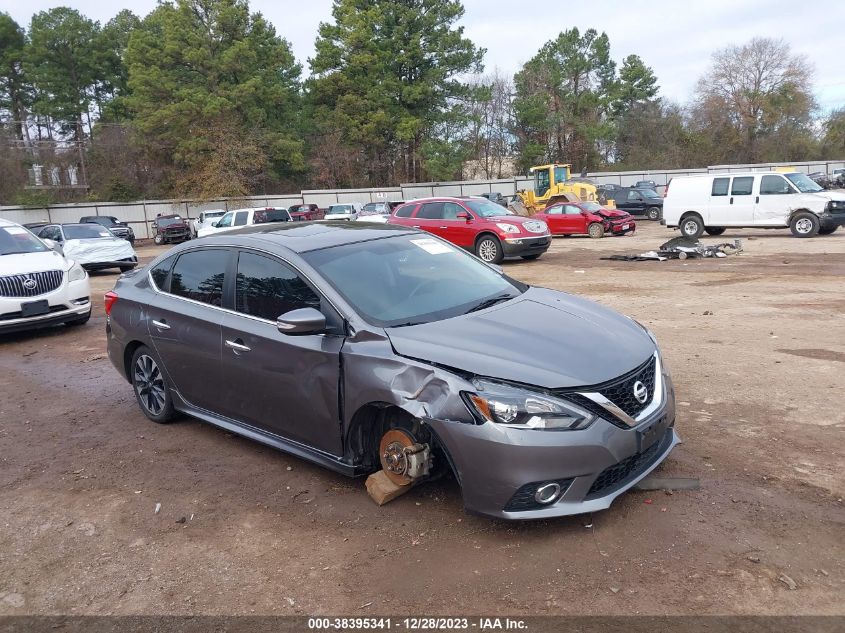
820, 211, 845, 228
0, 277, 91, 333
608, 220, 636, 234
502, 235, 551, 257
81, 256, 138, 271
428, 370, 678, 520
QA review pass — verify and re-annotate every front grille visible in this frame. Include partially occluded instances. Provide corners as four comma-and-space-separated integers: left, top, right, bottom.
523, 220, 548, 234
0, 270, 64, 298
598, 357, 657, 419
504, 477, 574, 512
586, 428, 672, 499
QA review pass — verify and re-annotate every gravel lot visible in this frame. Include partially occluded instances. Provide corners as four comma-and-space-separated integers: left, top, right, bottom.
0, 222, 842, 616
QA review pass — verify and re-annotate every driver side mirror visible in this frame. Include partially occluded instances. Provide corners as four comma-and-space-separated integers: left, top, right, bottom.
212, 221, 219, 227
277, 307, 326, 336
457, 211, 471, 222
42, 238, 63, 254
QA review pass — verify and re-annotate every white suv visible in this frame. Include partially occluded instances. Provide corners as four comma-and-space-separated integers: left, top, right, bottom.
663, 171, 845, 238
0, 219, 92, 333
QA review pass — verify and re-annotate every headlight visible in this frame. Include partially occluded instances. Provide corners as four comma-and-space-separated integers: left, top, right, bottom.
68, 262, 87, 282
463, 380, 596, 430
495, 223, 521, 234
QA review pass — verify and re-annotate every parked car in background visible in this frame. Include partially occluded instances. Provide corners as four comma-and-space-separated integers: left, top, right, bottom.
323, 203, 363, 221
609, 187, 664, 221
533, 201, 636, 238
807, 172, 833, 189
80, 215, 135, 245
289, 204, 324, 221
479, 192, 508, 207
190, 210, 226, 238
197, 207, 292, 237
357, 202, 392, 223
151, 215, 191, 245
663, 171, 845, 238
0, 219, 92, 333
106, 221, 677, 520
35, 223, 138, 272
832, 168, 845, 187
388, 197, 550, 263
634, 180, 658, 190
596, 183, 623, 204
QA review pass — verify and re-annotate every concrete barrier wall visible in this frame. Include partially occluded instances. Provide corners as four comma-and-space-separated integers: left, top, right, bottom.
3, 159, 843, 236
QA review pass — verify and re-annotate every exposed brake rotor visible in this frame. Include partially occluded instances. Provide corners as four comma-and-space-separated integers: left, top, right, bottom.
379, 428, 425, 486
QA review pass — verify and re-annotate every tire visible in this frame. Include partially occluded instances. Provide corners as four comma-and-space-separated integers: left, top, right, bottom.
66, 313, 90, 326
789, 212, 819, 238
587, 222, 605, 239
704, 227, 726, 236
153, 234, 164, 245
521, 254, 541, 261
818, 225, 838, 235
475, 235, 504, 264
130, 346, 177, 424
646, 206, 661, 221
680, 214, 704, 238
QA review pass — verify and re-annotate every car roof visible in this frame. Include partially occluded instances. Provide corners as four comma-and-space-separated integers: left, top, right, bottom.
0, 218, 25, 228
196, 220, 416, 254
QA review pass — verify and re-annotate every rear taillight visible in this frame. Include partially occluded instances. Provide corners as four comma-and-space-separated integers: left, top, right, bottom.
104, 291, 118, 315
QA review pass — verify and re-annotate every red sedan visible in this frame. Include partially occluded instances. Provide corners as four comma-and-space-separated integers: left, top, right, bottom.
533, 201, 636, 238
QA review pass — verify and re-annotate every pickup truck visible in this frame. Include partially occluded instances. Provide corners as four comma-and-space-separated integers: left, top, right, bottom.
196, 207, 292, 237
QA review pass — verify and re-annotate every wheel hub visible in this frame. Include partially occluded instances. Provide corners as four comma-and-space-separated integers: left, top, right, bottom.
379, 428, 430, 486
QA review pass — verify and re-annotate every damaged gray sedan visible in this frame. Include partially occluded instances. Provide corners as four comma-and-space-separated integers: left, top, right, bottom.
105, 222, 678, 520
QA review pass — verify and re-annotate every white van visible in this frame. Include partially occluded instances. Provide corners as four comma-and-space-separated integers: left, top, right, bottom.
663, 171, 845, 238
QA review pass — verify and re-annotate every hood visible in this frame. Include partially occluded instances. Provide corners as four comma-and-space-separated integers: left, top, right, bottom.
385, 287, 655, 389
0, 250, 69, 275
811, 190, 845, 202
62, 238, 135, 264
598, 208, 630, 219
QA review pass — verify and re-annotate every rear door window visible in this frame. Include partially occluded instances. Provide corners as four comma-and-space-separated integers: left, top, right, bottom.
236, 252, 321, 321
731, 177, 754, 196
711, 178, 730, 196
417, 202, 445, 219
394, 204, 415, 218
169, 249, 229, 307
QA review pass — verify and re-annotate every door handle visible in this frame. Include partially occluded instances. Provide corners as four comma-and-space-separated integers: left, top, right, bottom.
439, 226, 448, 229
152, 319, 170, 331
225, 339, 251, 353
755, 196, 759, 203
729, 197, 734, 204
412, 225, 421, 228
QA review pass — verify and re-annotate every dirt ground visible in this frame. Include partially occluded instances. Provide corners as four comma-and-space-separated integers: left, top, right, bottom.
0, 222, 842, 616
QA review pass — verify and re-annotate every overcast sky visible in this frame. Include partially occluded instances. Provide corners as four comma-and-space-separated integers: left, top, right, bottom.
2, 0, 843, 113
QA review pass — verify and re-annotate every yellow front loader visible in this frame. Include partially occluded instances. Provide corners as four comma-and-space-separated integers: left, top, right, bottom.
513, 164, 598, 214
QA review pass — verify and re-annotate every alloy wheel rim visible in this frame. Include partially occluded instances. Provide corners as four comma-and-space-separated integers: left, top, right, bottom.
589, 225, 602, 237
478, 239, 497, 262
683, 219, 699, 235
134, 354, 165, 415
795, 218, 812, 233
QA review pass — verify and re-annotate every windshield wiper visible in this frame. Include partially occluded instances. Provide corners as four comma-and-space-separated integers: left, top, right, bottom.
464, 293, 515, 314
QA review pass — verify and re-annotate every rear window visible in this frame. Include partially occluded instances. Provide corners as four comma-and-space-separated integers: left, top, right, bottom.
169, 249, 229, 307
711, 178, 730, 196
64, 224, 112, 239
394, 204, 415, 218
254, 209, 291, 223
327, 205, 353, 214
731, 177, 754, 196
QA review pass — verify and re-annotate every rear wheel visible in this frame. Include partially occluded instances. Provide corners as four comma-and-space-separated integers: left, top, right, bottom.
587, 222, 605, 239
704, 227, 726, 236
789, 212, 819, 238
646, 206, 661, 221
818, 225, 838, 235
680, 214, 704, 238
131, 346, 177, 424
475, 235, 504, 264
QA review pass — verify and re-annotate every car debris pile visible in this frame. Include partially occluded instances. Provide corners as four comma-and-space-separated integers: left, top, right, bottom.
602, 236, 743, 261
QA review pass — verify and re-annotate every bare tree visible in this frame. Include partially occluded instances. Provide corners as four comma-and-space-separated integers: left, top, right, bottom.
693, 37, 815, 163
464, 70, 515, 178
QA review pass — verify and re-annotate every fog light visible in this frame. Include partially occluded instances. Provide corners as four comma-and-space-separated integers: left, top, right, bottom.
534, 482, 562, 505
71, 297, 90, 305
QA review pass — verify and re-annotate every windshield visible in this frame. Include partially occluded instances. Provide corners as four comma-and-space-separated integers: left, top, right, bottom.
64, 224, 113, 240
327, 205, 353, 215
464, 199, 515, 217
785, 173, 823, 193
0, 226, 49, 255
205, 212, 225, 219
86, 217, 117, 227
303, 234, 524, 327
640, 189, 661, 199
157, 217, 184, 227
581, 202, 603, 212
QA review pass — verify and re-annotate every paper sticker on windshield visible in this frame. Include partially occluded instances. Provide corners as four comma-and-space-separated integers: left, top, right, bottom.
5, 227, 27, 235
99, 231, 110, 237
410, 238, 452, 254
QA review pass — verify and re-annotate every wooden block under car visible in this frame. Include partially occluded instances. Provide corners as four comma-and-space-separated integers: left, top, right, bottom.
365, 470, 412, 506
